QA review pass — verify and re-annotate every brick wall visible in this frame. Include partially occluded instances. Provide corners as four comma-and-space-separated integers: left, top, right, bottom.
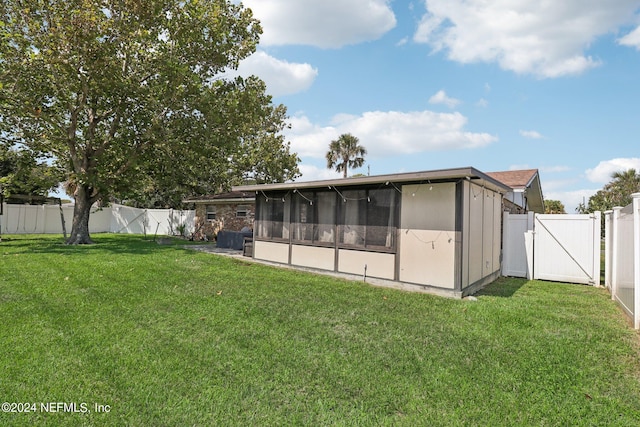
193, 202, 255, 241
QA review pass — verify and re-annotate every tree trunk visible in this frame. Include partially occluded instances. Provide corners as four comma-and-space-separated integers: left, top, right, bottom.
67, 185, 95, 245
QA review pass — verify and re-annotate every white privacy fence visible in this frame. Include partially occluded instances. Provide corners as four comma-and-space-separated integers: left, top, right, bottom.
0, 203, 195, 237
604, 193, 640, 329
502, 211, 601, 286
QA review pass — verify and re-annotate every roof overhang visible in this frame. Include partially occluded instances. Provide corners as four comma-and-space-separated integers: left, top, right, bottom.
233, 167, 511, 194
525, 173, 544, 213
183, 191, 255, 204
183, 197, 255, 204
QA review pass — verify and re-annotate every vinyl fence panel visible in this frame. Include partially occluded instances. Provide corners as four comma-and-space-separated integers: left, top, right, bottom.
502, 212, 534, 278
533, 213, 601, 285
1, 203, 194, 236
604, 194, 640, 329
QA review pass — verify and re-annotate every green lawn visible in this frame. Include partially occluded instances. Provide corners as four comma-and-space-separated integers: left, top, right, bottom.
1, 234, 639, 426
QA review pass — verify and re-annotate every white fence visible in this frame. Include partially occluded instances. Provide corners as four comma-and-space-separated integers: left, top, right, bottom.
604, 193, 640, 329
502, 211, 601, 286
0, 203, 195, 237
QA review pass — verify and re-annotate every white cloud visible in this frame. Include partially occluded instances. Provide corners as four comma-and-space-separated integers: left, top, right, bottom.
296, 164, 343, 182
244, 0, 396, 48
414, 0, 639, 78
396, 37, 409, 47
286, 110, 497, 159
285, 115, 339, 158
540, 165, 570, 173
476, 98, 488, 108
618, 26, 640, 49
230, 51, 318, 97
520, 130, 544, 139
428, 90, 461, 108
585, 158, 640, 183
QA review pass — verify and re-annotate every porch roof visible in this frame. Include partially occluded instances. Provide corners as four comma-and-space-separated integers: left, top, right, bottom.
183, 191, 255, 204
233, 167, 511, 194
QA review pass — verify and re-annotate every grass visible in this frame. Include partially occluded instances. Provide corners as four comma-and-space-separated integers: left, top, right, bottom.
1, 234, 639, 426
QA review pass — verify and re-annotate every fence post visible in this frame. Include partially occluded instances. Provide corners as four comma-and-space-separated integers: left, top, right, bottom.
633, 194, 640, 329
604, 210, 612, 292
502, 211, 509, 276
611, 207, 622, 302
527, 211, 535, 280
593, 211, 601, 286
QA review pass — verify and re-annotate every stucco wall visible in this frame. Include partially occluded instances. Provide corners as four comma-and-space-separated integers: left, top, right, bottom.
254, 241, 289, 264
338, 249, 395, 280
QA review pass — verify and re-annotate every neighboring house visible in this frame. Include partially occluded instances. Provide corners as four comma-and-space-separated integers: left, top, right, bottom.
183, 191, 255, 240
486, 169, 544, 213
233, 167, 512, 298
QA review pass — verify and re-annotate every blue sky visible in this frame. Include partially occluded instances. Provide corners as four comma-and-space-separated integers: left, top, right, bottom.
229, 0, 640, 212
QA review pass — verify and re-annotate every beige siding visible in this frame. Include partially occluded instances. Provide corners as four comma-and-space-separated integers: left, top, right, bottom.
401, 183, 456, 230
493, 192, 502, 275
467, 185, 484, 285
483, 190, 495, 275
399, 183, 457, 288
291, 245, 335, 271
465, 184, 502, 288
338, 249, 395, 280
461, 181, 470, 288
254, 241, 289, 264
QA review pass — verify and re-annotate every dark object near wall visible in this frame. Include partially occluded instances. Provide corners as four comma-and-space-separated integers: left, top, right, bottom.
216, 230, 253, 250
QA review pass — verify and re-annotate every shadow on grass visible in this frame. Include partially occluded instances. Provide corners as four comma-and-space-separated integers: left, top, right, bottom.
0, 234, 215, 255
476, 276, 529, 298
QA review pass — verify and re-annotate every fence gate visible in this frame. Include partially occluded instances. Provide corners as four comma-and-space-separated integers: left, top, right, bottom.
503, 212, 601, 285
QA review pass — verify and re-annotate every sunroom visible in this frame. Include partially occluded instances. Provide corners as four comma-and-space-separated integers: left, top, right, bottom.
233, 167, 510, 297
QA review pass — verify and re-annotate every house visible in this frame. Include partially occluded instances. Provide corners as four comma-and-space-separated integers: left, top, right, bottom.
183, 191, 255, 240
486, 169, 544, 213
232, 167, 513, 298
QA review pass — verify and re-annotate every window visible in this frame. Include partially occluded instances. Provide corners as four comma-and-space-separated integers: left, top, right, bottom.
256, 193, 289, 240
256, 186, 398, 251
339, 190, 366, 246
291, 190, 336, 244
206, 205, 217, 221
367, 188, 397, 248
339, 187, 397, 250
236, 205, 250, 218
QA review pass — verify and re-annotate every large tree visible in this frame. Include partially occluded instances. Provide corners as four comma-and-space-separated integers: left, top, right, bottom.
544, 199, 565, 214
0, 0, 297, 243
326, 133, 367, 178
0, 145, 63, 198
578, 169, 640, 213
113, 77, 300, 208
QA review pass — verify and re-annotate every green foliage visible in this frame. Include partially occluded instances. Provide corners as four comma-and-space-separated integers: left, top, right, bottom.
544, 199, 565, 214
578, 169, 640, 213
116, 77, 300, 208
0, 0, 299, 241
0, 145, 63, 198
1, 235, 640, 425
326, 133, 367, 178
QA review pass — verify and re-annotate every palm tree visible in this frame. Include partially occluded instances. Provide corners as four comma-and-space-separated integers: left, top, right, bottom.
578, 168, 640, 213
325, 133, 367, 178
